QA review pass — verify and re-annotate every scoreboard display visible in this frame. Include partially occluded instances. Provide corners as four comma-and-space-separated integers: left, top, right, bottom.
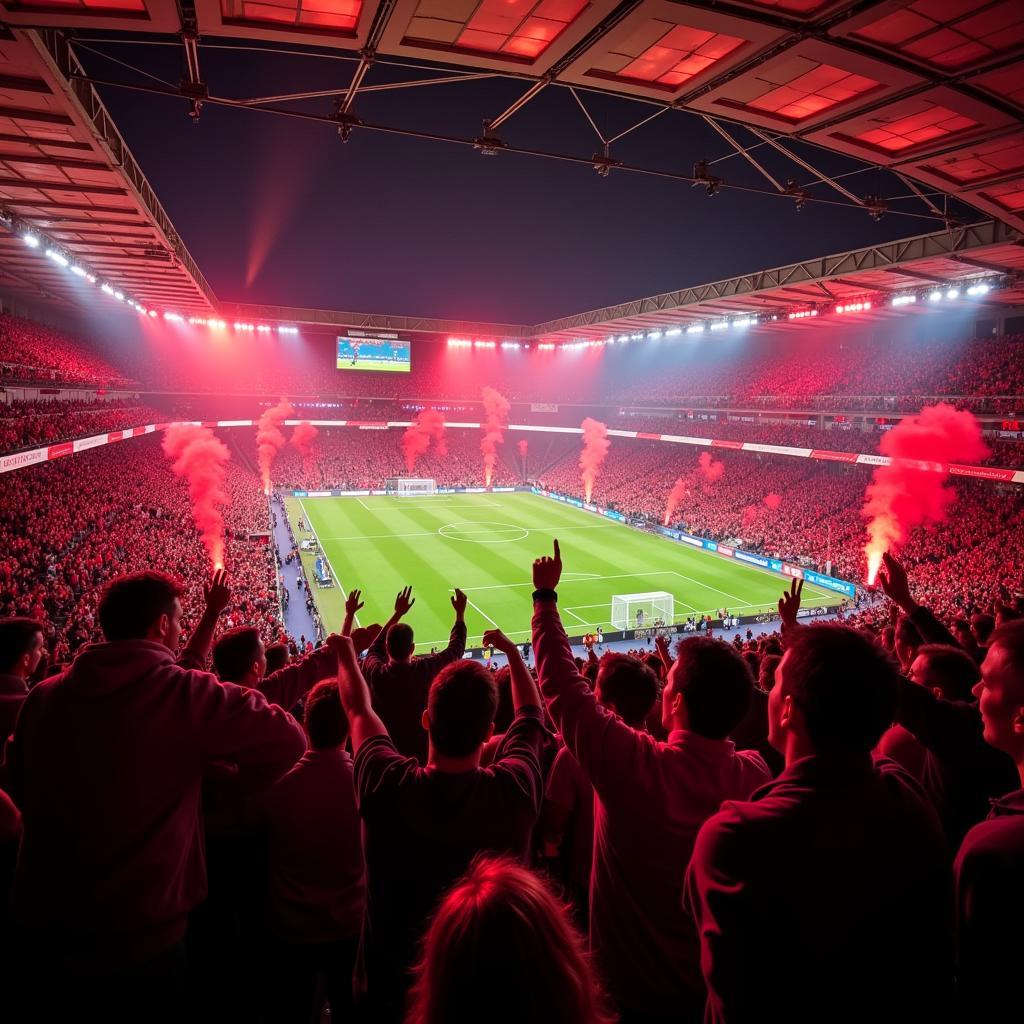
336, 336, 411, 373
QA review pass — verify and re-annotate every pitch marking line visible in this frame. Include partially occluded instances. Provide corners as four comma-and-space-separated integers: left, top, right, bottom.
297, 498, 359, 628
464, 596, 500, 629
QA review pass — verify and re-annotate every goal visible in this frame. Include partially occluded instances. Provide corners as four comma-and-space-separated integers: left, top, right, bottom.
611, 592, 675, 631
385, 477, 437, 496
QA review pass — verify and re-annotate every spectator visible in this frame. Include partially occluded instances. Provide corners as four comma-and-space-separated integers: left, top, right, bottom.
334, 622, 547, 1023
256, 675, 366, 1023
405, 856, 615, 1024
531, 540, 770, 1023
361, 585, 468, 762
0, 618, 45, 745
1, 571, 306, 1022
684, 615, 953, 1023
954, 619, 1024, 1018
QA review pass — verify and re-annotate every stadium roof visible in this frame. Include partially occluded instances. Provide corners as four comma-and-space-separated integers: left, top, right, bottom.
0, 3, 1021, 331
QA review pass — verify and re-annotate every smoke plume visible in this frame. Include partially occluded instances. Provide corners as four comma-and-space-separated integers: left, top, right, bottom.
579, 418, 611, 503
663, 477, 690, 526
742, 504, 759, 528
162, 423, 230, 569
401, 408, 447, 472
480, 387, 511, 487
257, 398, 294, 495
697, 450, 725, 485
764, 492, 783, 511
862, 403, 987, 584
291, 421, 319, 478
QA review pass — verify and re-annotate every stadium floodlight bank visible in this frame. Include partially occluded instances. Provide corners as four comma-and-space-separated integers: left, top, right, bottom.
385, 478, 437, 496
611, 592, 675, 630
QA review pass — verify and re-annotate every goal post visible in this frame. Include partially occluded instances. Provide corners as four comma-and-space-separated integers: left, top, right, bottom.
611, 592, 675, 630
385, 477, 437, 496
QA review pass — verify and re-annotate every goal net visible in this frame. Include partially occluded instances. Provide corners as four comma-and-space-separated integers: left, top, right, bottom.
611, 592, 675, 631
385, 478, 437, 496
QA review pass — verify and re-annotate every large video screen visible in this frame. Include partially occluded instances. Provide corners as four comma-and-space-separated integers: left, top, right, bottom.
336, 336, 411, 373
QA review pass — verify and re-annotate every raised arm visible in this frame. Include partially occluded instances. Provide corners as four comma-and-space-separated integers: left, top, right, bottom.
878, 553, 959, 647
777, 577, 803, 642
178, 569, 231, 669
341, 588, 364, 638
363, 586, 415, 671
483, 628, 541, 711
330, 633, 388, 753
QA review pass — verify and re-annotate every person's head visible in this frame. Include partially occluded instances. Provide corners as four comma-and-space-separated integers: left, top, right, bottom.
972, 612, 996, 647
909, 644, 980, 702
894, 615, 922, 672
406, 856, 614, 1024
212, 626, 266, 686
0, 618, 46, 680
973, 620, 1024, 768
759, 653, 781, 692
769, 625, 900, 762
304, 679, 349, 751
264, 642, 290, 675
423, 661, 497, 760
661, 638, 753, 739
594, 654, 659, 728
995, 605, 1019, 628
386, 622, 415, 661
98, 572, 183, 649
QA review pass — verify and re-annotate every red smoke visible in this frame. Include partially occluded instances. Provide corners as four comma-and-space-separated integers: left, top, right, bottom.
518, 438, 528, 459
663, 477, 690, 526
291, 421, 318, 476
862, 403, 987, 584
742, 504, 759, 528
162, 423, 230, 570
764, 493, 783, 511
257, 398, 294, 495
480, 387, 511, 487
698, 451, 725, 484
401, 408, 447, 472
579, 418, 611, 503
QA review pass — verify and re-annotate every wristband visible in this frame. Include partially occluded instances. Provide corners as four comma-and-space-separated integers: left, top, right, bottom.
532, 588, 558, 603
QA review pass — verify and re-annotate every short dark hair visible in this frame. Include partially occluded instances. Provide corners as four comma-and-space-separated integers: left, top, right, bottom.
916, 644, 979, 702
759, 653, 781, 692
98, 572, 182, 642
673, 638, 754, 739
387, 622, 415, 659
427, 661, 497, 757
265, 642, 289, 675
990, 620, 1024, 676
596, 654, 659, 728
304, 679, 349, 749
783, 625, 900, 754
972, 613, 996, 644
0, 617, 45, 674
894, 615, 922, 652
212, 626, 262, 683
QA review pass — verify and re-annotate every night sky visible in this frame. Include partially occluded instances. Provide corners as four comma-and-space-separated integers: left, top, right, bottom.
79, 38, 975, 325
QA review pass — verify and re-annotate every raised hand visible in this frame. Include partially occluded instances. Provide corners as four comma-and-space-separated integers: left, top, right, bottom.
394, 586, 415, 617
482, 628, 515, 655
778, 578, 803, 630
451, 588, 468, 618
203, 568, 231, 615
345, 588, 365, 617
533, 539, 562, 591
877, 552, 915, 612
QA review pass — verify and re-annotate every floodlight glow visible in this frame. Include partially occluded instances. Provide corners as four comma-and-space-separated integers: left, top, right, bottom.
946, 288, 959, 300
45, 249, 68, 267
22, 233, 39, 248
538, 343, 555, 350
617, 335, 629, 343
665, 328, 682, 337
928, 290, 942, 302
86, 274, 97, 284
447, 338, 471, 348
647, 331, 662, 340
113, 291, 124, 301
148, 310, 157, 318
709, 321, 728, 331
164, 312, 184, 322
966, 283, 990, 296
891, 295, 916, 307
277, 326, 298, 334
501, 341, 520, 349
686, 324, 705, 334
208, 319, 226, 329
630, 333, 643, 340
101, 283, 114, 295
70, 265, 87, 277
733, 317, 754, 328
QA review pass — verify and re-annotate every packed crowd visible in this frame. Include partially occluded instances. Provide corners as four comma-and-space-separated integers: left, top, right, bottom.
0, 398, 164, 454
0, 315, 135, 388
1, 537, 1021, 1024
0, 434, 283, 666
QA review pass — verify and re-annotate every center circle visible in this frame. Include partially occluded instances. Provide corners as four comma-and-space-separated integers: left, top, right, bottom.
438, 521, 529, 544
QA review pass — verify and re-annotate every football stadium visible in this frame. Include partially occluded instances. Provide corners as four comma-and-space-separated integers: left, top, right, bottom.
0, 5, 1023, 1023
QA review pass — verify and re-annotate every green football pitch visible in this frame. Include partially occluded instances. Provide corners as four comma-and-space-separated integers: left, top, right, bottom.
335, 360, 408, 372
285, 492, 838, 652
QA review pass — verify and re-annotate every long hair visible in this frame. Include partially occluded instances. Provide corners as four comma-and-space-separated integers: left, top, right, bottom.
405, 856, 616, 1024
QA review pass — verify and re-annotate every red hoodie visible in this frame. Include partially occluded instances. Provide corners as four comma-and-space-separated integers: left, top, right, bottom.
2, 639, 306, 969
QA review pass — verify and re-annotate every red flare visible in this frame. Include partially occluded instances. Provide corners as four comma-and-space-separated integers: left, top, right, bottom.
518, 439, 528, 458
257, 398, 294, 495
697, 450, 725, 484
162, 423, 230, 570
580, 418, 611, 503
291, 421, 318, 477
862, 403, 987, 584
663, 477, 690, 526
480, 387, 511, 487
401, 408, 447, 472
